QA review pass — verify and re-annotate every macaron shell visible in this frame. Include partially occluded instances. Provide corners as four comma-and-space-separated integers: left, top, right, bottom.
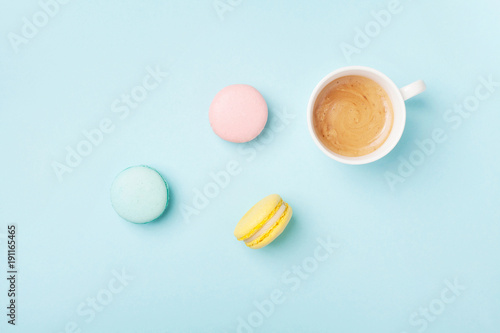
247, 204, 293, 249
209, 84, 268, 143
110, 166, 169, 224
234, 194, 282, 240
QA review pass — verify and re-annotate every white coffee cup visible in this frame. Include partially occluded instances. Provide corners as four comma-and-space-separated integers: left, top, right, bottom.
307, 66, 426, 165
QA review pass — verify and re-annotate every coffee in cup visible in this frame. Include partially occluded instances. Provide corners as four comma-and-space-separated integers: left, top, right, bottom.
308, 66, 426, 164
312, 75, 394, 157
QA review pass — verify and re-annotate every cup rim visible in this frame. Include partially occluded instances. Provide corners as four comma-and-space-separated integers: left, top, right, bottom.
307, 66, 406, 165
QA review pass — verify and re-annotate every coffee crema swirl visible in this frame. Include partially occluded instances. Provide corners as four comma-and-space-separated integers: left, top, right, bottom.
313, 75, 394, 157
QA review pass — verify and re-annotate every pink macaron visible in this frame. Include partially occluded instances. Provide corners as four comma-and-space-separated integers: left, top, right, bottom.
209, 84, 268, 143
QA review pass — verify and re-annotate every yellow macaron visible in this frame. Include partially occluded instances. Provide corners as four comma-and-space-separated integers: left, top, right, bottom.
234, 194, 293, 249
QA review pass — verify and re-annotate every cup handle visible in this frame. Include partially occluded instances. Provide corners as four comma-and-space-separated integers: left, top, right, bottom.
399, 80, 426, 101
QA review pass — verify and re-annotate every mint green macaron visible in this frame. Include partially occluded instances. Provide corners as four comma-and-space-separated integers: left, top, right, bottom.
110, 165, 169, 223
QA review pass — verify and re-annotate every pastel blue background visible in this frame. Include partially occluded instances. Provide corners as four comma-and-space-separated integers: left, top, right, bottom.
1, 1, 499, 332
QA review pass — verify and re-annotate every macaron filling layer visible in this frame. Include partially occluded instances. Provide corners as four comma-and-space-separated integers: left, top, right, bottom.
244, 202, 289, 246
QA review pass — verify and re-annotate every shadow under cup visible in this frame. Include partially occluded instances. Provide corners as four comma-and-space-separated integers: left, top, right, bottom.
307, 67, 407, 165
